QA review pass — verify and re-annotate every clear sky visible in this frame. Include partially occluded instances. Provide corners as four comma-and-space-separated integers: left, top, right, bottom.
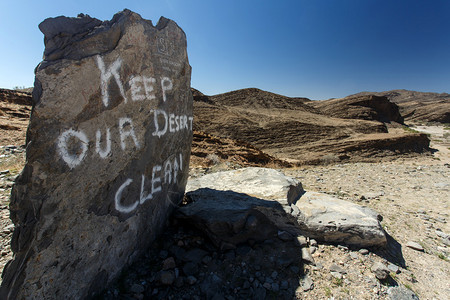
1, 0, 449, 99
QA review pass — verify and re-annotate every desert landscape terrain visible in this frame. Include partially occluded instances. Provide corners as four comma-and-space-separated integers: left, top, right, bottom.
0, 87, 449, 299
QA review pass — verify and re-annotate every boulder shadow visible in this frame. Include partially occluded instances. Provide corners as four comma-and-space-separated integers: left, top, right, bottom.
174, 188, 308, 299
371, 231, 406, 268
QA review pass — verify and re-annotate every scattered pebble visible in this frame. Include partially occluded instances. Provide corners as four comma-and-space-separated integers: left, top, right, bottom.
406, 241, 424, 252
371, 262, 390, 280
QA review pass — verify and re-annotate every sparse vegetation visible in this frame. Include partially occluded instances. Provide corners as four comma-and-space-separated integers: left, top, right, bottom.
438, 253, 448, 261
324, 287, 332, 297
402, 126, 420, 134
0, 152, 25, 175
332, 277, 343, 286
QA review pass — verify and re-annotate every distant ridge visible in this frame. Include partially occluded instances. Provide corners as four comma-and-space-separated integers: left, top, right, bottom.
195, 88, 317, 113
351, 89, 450, 123
192, 87, 430, 165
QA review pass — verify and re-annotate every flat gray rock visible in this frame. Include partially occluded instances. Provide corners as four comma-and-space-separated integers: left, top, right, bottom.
387, 285, 419, 300
180, 168, 387, 249
294, 192, 387, 247
178, 168, 304, 248
1, 10, 192, 300
186, 167, 304, 205
406, 241, 424, 252
371, 262, 390, 280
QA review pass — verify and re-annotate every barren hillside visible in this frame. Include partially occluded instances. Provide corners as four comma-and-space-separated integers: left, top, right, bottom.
351, 89, 450, 123
193, 88, 430, 165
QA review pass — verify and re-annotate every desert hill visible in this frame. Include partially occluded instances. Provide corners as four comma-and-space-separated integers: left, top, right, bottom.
0, 87, 432, 166
193, 88, 429, 165
351, 89, 450, 123
311, 94, 404, 124
0, 89, 32, 145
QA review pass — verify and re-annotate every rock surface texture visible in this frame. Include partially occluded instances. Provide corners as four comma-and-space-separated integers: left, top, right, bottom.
294, 191, 387, 247
179, 167, 386, 249
1, 10, 192, 299
178, 168, 304, 249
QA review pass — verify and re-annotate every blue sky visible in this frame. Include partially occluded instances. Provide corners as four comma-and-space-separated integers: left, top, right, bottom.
1, 0, 449, 99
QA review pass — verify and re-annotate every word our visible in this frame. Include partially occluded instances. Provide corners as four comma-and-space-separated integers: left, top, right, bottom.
57, 110, 193, 169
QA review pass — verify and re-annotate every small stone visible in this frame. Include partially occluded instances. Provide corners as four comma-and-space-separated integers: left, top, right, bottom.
371, 262, 390, 280
359, 249, 369, 255
263, 282, 271, 290
302, 247, 315, 265
242, 281, 251, 289
290, 204, 300, 216
2, 224, 14, 234
296, 235, 308, 246
387, 285, 419, 300
202, 256, 212, 265
309, 246, 317, 254
406, 241, 424, 252
435, 230, 449, 240
309, 239, 317, 247
160, 271, 175, 285
130, 283, 145, 294
329, 264, 347, 274
337, 245, 348, 251
281, 280, 289, 290
434, 217, 447, 224
301, 275, 314, 291
387, 263, 400, 274
271, 283, 279, 292
186, 276, 197, 285
330, 272, 342, 279
350, 252, 358, 260
162, 257, 176, 270
271, 271, 278, 279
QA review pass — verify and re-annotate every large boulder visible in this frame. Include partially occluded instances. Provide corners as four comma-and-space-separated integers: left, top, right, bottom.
178, 168, 387, 249
1, 10, 192, 299
177, 168, 304, 249
186, 167, 304, 205
294, 192, 387, 247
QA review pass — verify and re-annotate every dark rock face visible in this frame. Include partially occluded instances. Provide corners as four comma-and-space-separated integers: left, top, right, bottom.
353, 89, 450, 123
313, 95, 404, 124
1, 10, 192, 299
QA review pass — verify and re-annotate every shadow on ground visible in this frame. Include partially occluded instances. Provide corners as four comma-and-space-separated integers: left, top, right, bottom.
99, 189, 307, 299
